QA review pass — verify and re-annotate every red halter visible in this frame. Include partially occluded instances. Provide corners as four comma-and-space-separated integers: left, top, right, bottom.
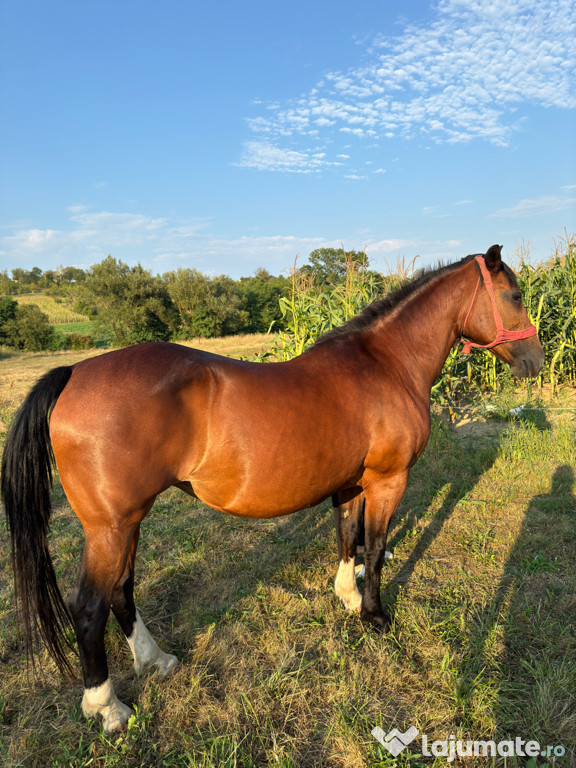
461, 255, 538, 355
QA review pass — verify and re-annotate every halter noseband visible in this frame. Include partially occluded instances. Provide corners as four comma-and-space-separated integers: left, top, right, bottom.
460, 255, 538, 355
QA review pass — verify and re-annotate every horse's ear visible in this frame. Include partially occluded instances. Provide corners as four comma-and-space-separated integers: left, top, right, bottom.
485, 244, 503, 272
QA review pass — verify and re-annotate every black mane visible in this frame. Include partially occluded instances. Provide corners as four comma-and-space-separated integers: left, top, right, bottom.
310, 254, 478, 349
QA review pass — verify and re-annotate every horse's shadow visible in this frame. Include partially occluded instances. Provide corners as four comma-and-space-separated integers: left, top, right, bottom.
382, 419, 500, 617
455, 461, 576, 756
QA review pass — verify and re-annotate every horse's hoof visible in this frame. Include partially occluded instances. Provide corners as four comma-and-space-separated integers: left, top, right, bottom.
361, 608, 391, 633
153, 653, 178, 678
103, 704, 134, 734
134, 650, 179, 677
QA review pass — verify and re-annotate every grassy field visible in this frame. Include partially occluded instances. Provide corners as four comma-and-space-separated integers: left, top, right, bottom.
53, 321, 95, 335
0, 344, 575, 767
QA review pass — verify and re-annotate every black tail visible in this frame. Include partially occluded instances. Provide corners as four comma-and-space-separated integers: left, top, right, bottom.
1, 365, 75, 675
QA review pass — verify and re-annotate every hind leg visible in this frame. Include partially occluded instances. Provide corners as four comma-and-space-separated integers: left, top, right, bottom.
111, 526, 178, 677
69, 524, 138, 733
333, 489, 365, 612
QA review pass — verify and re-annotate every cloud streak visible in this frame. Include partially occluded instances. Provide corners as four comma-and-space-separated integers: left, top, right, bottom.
491, 193, 576, 219
240, 0, 576, 172
235, 142, 340, 173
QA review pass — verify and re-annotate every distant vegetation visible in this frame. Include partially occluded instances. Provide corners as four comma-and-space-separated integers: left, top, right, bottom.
13, 294, 88, 324
0, 248, 369, 351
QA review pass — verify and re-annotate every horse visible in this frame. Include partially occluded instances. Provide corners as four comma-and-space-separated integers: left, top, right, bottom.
1, 245, 544, 732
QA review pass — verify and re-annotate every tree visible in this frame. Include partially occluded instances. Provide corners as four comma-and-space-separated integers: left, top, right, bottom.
2, 304, 55, 351
0, 296, 18, 344
60, 266, 87, 284
164, 269, 248, 338
81, 256, 176, 346
9, 266, 43, 291
303, 248, 369, 285
238, 270, 288, 332
0, 271, 16, 295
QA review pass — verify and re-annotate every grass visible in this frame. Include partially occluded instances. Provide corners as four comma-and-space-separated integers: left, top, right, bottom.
0, 349, 575, 766
176, 333, 273, 360
53, 321, 95, 335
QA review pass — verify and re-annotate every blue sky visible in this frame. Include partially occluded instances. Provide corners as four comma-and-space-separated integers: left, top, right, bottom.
1, 0, 575, 279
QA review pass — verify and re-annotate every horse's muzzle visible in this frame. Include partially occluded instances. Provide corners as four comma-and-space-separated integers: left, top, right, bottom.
510, 345, 545, 379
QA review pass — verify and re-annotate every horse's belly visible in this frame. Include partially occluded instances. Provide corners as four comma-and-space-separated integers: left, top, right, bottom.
188, 450, 359, 519
194, 485, 326, 518
189, 475, 334, 518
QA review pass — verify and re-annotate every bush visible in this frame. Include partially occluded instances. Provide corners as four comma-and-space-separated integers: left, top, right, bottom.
63, 333, 94, 350
80, 256, 176, 346
1, 304, 55, 351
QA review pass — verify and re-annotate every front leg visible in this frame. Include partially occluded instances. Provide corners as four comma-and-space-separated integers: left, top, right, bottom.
361, 472, 409, 632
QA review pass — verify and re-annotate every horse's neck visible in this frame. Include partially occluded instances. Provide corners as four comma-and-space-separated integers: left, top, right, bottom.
365, 262, 473, 391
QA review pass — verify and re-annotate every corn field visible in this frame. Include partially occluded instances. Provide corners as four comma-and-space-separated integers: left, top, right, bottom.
262, 235, 576, 405
14, 294, 89, 324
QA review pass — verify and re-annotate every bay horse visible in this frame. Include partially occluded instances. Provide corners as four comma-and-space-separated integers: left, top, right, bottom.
2, 245, 544, 732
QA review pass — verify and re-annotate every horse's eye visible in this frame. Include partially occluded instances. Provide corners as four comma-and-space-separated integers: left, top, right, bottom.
512, 292, 522, 303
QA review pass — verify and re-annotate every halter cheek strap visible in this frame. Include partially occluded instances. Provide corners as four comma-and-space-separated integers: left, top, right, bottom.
461, 255, 538, 355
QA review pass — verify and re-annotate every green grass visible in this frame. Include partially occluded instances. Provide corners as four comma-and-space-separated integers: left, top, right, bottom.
0, 368, 575, 765
52, 320, 115, 349
54, 320, 95, 335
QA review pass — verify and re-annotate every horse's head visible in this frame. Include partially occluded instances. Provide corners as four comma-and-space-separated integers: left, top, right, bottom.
461, 244, 545, 378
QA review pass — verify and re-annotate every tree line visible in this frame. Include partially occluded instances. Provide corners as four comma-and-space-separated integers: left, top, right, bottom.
0, 248, 371, 351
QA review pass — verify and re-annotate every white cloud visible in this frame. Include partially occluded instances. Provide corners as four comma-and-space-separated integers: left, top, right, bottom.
241, 0, 576, 172
1, 210, 213, 268
5, 229, 59, 251
2, 205, 461, 276
365, 238, 421, 254
235, 141, 339, 173
491, 193, 576, 219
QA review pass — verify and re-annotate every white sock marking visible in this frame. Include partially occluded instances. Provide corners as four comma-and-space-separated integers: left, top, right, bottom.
82, 677, 132, 733
334, 558, 363, 612
127, 612, 178, 676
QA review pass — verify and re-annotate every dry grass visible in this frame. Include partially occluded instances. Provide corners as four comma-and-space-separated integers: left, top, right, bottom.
176, 333, 272, 360
0, 351, 575, 766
